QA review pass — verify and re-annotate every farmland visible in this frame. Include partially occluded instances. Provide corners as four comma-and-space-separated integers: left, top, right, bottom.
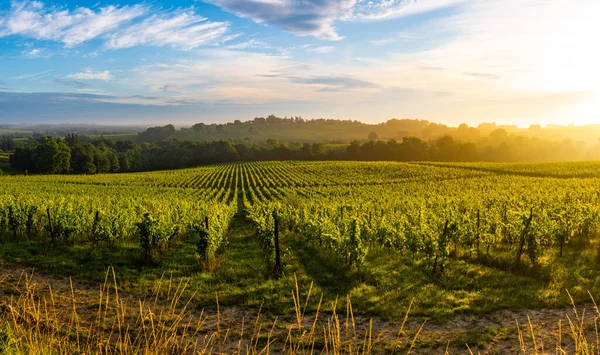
2, 161, 600, 353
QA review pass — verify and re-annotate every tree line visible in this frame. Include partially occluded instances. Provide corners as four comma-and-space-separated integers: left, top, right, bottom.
7, 133, 599, 175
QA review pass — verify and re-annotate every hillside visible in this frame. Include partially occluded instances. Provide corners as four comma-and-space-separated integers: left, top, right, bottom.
2, 161, 600, 353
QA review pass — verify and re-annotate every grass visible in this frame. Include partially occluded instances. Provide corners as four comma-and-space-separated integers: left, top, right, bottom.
0, 268, 419, 354
1, 215, 600, 353
2, 215, 600, 325
1, 267, 600, 354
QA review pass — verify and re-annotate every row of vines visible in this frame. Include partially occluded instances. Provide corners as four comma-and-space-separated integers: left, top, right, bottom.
242, 162, 600, 275
2, 161, 600, 276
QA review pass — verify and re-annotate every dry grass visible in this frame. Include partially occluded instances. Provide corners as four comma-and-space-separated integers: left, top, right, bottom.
0, 268, 419, 354
3, 267, 600, 354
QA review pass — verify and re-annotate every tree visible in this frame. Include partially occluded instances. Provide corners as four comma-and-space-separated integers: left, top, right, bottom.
66, 135, 97, 174
311, 143, 326, 158
0, 136, 18, 151
10, 142, 35, 172
32, 137, 71, 174
214, 141, 239, 162
137, 124, 176, 142
192, 122, 207, 132
490, 128, 509, 141
266, 138, 280, 146
94, 149, 111, 173
368, 132, 379, 141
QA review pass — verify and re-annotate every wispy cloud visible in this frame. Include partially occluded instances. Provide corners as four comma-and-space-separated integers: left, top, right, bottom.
353, 0, 464, 21
105, 10, 230, 50
0, 1, 231, 50
369, 32, 416, 46
0, 1, 147, 47
159, 84, 178, 92
369, 38, 395, 46
306, 46, 335, 54
206, 0, 462, 40
11, 69, 53, 81
289, 75, 380, 91
54, 78, 90, 88
227, 38, 270, 50
66, 69, 114, 81
21, 48, 48, 57
119, 49, 386, 107
205, 0, 355, 40
462, 72, 498, 80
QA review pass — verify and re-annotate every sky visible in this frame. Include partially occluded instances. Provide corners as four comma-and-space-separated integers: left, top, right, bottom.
0, 0, 598, 127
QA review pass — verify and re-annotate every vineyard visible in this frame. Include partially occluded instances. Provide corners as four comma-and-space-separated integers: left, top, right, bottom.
2, 161, 600, 323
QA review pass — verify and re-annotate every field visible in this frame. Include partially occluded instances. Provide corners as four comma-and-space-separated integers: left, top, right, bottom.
2, 161, 600, 353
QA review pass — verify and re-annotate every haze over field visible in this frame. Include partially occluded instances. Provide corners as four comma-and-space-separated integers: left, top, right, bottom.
0, 0, 598, 126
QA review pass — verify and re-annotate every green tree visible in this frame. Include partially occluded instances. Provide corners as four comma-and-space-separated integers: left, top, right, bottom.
32, 137, 71, 174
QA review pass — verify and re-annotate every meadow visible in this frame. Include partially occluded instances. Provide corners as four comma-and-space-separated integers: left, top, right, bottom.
2, 161, 600, 353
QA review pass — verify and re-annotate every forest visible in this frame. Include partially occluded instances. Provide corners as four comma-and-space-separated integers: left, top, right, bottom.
4, 118, 600, 175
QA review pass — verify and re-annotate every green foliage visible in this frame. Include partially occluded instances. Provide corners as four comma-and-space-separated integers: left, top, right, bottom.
194, 225, 210, 262
3, 160, 600, 323
346, 219, 367, 269
89, 211, 120, 247
135, 213, 179, 260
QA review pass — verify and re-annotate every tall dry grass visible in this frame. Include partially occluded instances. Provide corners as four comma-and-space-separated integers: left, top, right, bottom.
2, 268, 600, 354
0, 269, 420, 354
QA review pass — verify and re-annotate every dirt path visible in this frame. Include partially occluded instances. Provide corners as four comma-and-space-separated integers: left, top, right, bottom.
0, 261, 596, 354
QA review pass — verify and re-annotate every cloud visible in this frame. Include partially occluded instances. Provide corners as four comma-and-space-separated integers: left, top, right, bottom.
66, 69, 114, 81
105, 9, 230, 50
11, 69, 53, 81
0, 91, 184, 109
227, 38, 270, 50
205, 0, 355, 40
159, 84, 178, 92
306, 46, 335, 54
369, 38, 395, 46
369, 32, 416, 46
0, 1, 147, 47
462, 72, 498, 80
21, 48, 47, 57
353, 0, 464, 21
0, 1, 231, 50
54, 78, 90, 88
289, 75, 379, 91
206, 0, 462, 40
119, 49, 389, 109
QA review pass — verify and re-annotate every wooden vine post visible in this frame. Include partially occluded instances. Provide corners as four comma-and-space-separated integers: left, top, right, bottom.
273, 210, 282, 277
47, 208, 55, 244
476, 209, 481, 258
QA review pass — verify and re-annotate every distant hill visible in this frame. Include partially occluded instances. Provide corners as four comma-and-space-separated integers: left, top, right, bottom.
3, 117, 600, 147
137, 116, 600, 146
0, 123, 145, 138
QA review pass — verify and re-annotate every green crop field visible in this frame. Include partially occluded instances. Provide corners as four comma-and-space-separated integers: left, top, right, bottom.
2, 161, 600, 353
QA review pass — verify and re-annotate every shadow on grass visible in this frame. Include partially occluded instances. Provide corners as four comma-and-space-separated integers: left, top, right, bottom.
284, 234, 355, 297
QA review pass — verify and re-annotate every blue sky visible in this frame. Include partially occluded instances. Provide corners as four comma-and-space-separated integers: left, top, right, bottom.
0, 0, 598, 126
